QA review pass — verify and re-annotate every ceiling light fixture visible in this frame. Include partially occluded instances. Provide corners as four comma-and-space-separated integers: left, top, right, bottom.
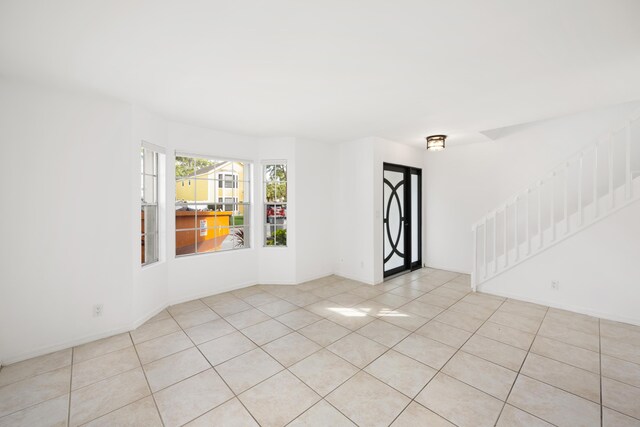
426, 134, 446, 151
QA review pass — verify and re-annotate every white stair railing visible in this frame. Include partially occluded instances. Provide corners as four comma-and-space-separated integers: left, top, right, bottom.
471, 112, 640, 291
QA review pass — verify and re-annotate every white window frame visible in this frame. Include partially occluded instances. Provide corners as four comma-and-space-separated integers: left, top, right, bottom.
141, 142, 164, 266
263, 161, 288, 247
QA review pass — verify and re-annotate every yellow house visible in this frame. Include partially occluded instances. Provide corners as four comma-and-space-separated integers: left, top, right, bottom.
176, 161, 247, 213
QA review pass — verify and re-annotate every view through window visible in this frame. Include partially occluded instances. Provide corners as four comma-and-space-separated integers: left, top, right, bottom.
141, 146, 159, 265
264, 162, 287, 246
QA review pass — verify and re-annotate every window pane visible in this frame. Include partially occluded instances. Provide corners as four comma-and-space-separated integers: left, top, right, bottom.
175, 177, 196, 202
175, 156, 195, 178
275, 164, 286, 181
176, 229, 196, 256
230, 226, 246, 249
143, 232, 158, 264
143, 205, 157, 235
275, 182, 287, 202
265, 182, 277, 202
274, 224, 287, 246
143, 149, 157, 175
175, 208, 198, 230
197, 226, 230, 254
143, 175, 156, 203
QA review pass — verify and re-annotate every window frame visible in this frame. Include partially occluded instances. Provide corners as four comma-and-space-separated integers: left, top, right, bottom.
141, 144, 161, 266
175, 152, 252, 257
263, 161, 288, 247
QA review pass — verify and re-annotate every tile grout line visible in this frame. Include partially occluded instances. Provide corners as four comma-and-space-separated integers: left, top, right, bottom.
129, 331, 166, 427
67, 348, 73, 427
599, 318, 603, 427
493, 305, 553, 426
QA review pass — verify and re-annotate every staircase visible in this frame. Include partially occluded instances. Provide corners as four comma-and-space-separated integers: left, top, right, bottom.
471, 112, 640, 291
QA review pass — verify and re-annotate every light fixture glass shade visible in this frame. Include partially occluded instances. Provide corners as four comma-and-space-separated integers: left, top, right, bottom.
426, 135, 446, 151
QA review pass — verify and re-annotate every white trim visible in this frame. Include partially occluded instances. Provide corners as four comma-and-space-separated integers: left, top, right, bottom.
142, 140, 165, 154
175, 151, 251, 165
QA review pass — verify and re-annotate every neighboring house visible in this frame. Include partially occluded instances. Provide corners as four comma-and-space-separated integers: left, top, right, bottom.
175, 161, 246, 212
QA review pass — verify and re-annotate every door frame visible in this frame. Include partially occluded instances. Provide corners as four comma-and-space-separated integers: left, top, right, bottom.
383, 163, 422, 278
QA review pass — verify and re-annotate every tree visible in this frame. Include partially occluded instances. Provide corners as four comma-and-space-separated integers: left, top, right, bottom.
265, 164, 287, 202
175, 156, 217, 178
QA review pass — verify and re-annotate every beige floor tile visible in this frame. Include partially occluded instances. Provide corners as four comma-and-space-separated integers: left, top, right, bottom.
601, 336, 640, 364
430, 286, 468, 300
84, 396, 162, 427
530, 335, 600, 373
257, 299, 298, 317
348, 286, 384, 299
184, 318, 236, 345
391, 401, 454, 426
240, 319, 293, 345
146, 309, 171, 323
326, 371, 410, 427
326, 292, 368, 307
434, 309, 485, 332
416, 293, 459, 309
69, 367, 149, 426
0, 366, 70, 418
399, 300, 444, 318
299, 319, 350, 346
289, 400, 355, 427
243, 291, 281, 307
143, 347, 210, 392
167, 299, 208, 316
498, 299, 547, 320
74, 333, 133, 363
0, 394, 68, 427
130, 318, 181, 344
371, 293, 412, 308
224, 308, 271, 329
489, 311, 542, 334
239, 370, 320, 427
546, 309, 599, 335
289, 349, 359, 396
448, 301, 496, 320
461, 293, 504, 310
0, 349, 71, 388
72, 346, 140, 390
364, 350, 436, 398
476, 322, 535, 350
461, 334, 527, 371
602, 354, 640, 387
173, 308, 219, 329
496, 404, 553, 427
378, 310, 430, 331
262, 332, 321, 367
185, 398, 258, 426
232, 285, 263, 298
602, 377, 640, 419
442, 351, 517, 400
407, 280, 439, 292
326, 333, 388, 368
201, 292, 237, 306
215, 348, 283, 393
284, 292, 323, 307
393, 333, 457, 369
154, 369, 233, 427
357, 320, 411, 347
198, 331, 256, 366
521, 353, 600, 402
327, 310, 375, 330
276, 309, 322, 330
310, 284, 345, 299
507, 375, 600, 427
305, 300, 348, 318
538, 319, 599, 352
352, 300, 398, 317
415, 373, 503, 427
602, 407, 640, 427
415, 321, 472, 348
135, 331, 193, 364
207, 297, 252, 317
387, 286, 426, 299
601, 319, 640, 344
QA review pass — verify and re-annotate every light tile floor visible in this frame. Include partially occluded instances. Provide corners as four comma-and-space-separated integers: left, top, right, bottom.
1, 268, 640, 426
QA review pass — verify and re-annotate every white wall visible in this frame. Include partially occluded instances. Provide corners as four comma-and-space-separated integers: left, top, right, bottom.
479, 199, 640, 326
295, 139, 337, 283
336, 137, 426, 284
0, 79, 134, 363
424, 101, 640, 274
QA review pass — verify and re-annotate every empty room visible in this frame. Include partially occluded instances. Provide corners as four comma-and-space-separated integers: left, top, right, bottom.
1, 1, 640, 426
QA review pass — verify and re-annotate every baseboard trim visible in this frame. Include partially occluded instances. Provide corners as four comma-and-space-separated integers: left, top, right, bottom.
477, 286, 640, 327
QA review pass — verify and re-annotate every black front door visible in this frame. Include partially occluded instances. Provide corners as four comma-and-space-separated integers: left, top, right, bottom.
383, 163, 422, 278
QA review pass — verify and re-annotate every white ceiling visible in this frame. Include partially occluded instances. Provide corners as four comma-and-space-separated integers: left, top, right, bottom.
1, 0, 640, 146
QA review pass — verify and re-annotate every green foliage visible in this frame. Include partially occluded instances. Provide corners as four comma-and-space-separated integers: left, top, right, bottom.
265, 164, 287, 202
175, 156, 216, 178
266, 229, 287, 246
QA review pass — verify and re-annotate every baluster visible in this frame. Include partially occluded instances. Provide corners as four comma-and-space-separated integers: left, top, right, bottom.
503, 206, 508, 268
578, 154, 583, 226
609, 136, 614, 209
594, 145, 599, 218
483, 216, 488, 279
626, 122, 632, 200
515, 196, 520, 261
526, 190, 531, 255
564, 164, 569, 234
493, 212, 497, 274
551, 172, 556, 241
537, 181, 543, 249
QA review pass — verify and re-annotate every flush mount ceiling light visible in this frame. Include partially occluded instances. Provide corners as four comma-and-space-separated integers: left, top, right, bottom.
426, 134, 446, 151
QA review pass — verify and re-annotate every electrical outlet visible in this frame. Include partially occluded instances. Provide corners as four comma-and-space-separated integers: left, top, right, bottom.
93, 304, 104, 317
551, 280, 559, 290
